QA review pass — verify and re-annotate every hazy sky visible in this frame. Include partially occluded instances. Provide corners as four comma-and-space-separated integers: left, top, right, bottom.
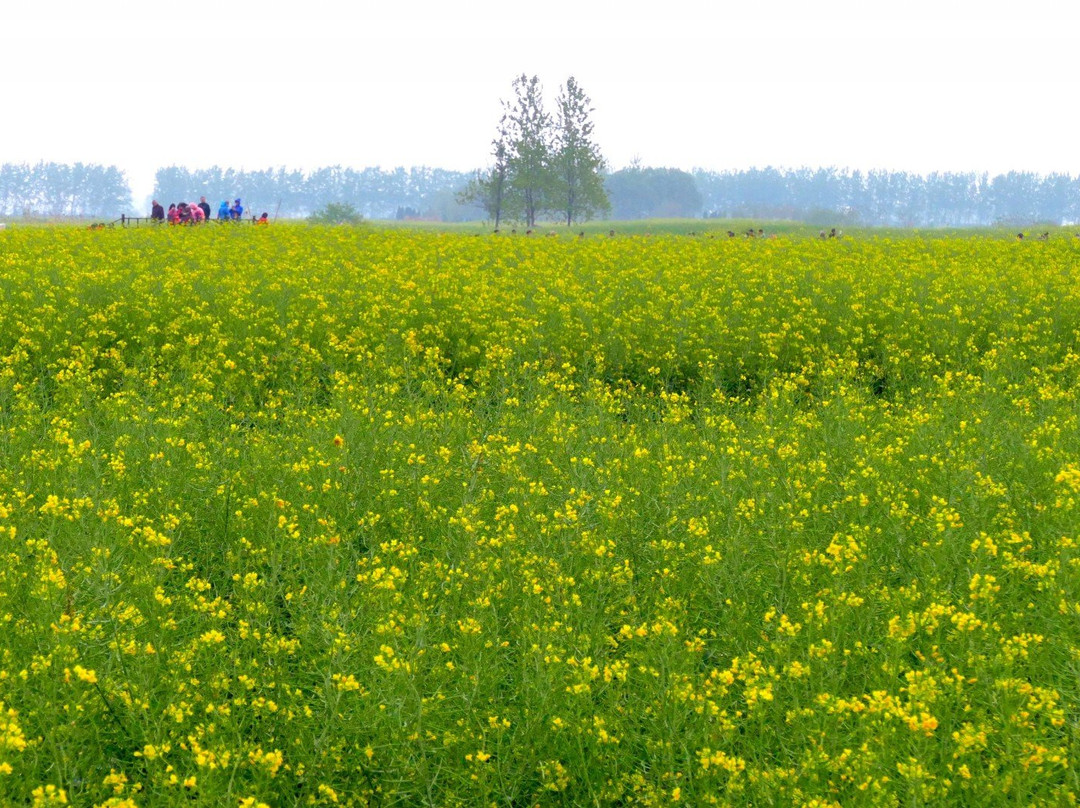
5, 0, 1079, 203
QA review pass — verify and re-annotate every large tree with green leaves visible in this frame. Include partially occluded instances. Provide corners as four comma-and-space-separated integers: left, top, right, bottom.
552, 77, 609, 226
503, 74, 552, 228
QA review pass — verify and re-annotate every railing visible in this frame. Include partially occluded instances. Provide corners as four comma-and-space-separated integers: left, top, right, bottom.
111, 215, 156, 227
110, 215, 261, 227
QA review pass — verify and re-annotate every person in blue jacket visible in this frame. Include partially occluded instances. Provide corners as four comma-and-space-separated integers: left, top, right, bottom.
218, 200, 230, 221
230, 199, 244, 220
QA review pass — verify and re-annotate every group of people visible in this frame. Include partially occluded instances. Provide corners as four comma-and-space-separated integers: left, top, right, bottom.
150, 197, 268, 225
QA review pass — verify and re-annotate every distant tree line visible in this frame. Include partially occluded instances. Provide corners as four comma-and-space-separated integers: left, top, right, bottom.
693, 167, 1080, 227
0, 162, 132, 217
7, 161, 1080, 227
153, 166, 484, 221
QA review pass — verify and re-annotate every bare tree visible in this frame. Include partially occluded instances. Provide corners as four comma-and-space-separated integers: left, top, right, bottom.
458, 114, 511, 228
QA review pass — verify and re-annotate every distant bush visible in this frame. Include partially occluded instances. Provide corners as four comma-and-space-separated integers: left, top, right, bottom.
308, 202, 363, 225
605, 167, 703, 220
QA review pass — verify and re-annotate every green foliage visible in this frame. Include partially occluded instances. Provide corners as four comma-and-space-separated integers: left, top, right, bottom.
502, 74, 553, 228
307, 201, 363, 225
606, 166, 704, 219
0, 161, 132, 217
476, 74, 609, 227
553, 76, 609, 225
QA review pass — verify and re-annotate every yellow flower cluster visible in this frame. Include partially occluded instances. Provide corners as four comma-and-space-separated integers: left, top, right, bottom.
0, 224, 1078, 804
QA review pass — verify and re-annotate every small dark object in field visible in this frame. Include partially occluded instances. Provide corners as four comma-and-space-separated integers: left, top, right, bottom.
727, 230, 736, 238
820, 230, 827, 239
578, 231, 585, 238
829, 228, 837, 238
608, 229, 615, 237
1016, 233, 1024, 240
493, 229, 500, 234
526, 229, 533, 236
1037, 232, 1049, 241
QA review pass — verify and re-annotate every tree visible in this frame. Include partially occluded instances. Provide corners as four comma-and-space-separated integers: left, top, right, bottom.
308, 201, 363, 225
0, 162, 131, 217
457, 114, 511, 228
605, 167, 702, 219
552, 77, 608, 226
503, 74, 552, 228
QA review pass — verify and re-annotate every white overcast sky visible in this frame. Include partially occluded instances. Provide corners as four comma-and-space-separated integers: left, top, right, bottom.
4, 0, 1079, 203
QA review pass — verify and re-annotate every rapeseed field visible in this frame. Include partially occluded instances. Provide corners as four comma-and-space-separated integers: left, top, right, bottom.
0, 224, 1078, 806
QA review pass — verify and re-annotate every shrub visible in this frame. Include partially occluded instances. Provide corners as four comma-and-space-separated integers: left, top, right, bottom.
308, 201, 363, 225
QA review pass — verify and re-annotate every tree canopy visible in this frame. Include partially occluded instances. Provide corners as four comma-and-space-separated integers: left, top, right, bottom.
7, 161, 1080, 227
605, 167, 702, 220
0, 162, 132, 217
552, 77, 609, 226
463, 75, 609, 228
